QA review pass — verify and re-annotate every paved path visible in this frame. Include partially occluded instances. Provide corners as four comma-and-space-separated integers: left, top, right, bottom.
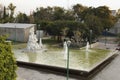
16, 67, 80, 80
92, 51, 120, 80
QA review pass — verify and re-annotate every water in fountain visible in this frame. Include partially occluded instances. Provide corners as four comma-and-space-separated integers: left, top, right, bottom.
26, 28, 43, 52
39, 38, 43, 48
86, 42, 90, 52
14, 37, 112, 72
63, 41, 68, 60
85, 42, 90, 60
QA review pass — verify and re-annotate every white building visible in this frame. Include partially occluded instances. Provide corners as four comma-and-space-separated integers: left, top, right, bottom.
0, 23, 36, 42
109, 19, 120, 35
111, 10, 116, 16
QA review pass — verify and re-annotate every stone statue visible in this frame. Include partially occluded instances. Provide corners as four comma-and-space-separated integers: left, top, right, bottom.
27, 28, 42, 51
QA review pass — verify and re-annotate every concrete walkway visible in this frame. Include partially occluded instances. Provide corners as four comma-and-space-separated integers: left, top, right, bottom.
92, 51, 120, 80
16, 67, 80, 80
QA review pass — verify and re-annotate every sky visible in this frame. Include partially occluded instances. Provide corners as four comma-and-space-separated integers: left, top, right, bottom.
0, 0, 120, 15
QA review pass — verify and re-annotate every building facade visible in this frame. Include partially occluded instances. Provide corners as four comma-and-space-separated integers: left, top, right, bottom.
0, 23, 36, 42
111, 10, 116, 16
109, 19, 120, 35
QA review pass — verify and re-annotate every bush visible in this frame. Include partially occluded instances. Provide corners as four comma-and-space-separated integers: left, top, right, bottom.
0, 35, 17, 80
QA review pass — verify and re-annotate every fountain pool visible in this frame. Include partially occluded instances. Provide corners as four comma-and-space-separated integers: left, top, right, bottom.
12, 43, 115, 73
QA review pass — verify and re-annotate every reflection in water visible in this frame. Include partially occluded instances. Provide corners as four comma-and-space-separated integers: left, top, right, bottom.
26, 52, 37, 63
85, 51, 90, 68
85, 51, 89, 60
14, 44, 111, 72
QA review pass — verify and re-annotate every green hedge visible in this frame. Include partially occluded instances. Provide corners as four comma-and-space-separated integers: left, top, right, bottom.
0, 36, 17, 80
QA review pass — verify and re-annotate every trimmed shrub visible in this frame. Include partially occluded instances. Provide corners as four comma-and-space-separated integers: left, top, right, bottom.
0, 35, 17, 80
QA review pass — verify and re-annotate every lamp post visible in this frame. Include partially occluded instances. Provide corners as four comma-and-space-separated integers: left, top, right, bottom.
38, 24, 40, 42
38, 24, 40, 30
105, 29, 108, 46
0, 6, 3, 18
66, 1, 71, 79
66, 40, 71, 80
90, 29, 92, 48
14, 15, 17, 43
14, 25, 17, 42
0, 7, 2, 18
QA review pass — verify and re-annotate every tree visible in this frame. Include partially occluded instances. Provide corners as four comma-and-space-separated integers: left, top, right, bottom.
32, 4, 117, 45
53, 7, 65, 20
84, 14, 102, 39
72, 30, 82, 47
0, 6, 9, 23
8, 3, 16, 22
73, 4, 88, 21
95, 6, 111, 18
95, 6, 116, 29
0, 35, 17, 80
3, 6, 9, 23
33, 7, 53, 22
16, 12, 30, 23
63, 10, 74, 20
79, 6, 116, 40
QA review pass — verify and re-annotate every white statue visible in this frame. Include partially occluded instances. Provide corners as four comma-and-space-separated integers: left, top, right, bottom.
27, 28, 42, 51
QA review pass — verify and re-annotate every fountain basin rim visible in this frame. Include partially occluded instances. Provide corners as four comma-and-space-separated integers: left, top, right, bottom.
17, 50, 118, 75
17, 60, 88, 75
87, 50, 118, 72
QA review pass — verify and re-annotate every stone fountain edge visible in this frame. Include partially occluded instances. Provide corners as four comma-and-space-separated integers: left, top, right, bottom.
17, 50, 118, 77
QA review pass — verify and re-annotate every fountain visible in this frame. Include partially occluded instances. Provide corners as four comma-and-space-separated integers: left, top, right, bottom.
39, 38, 43, 48
86, 42, 90, 52
26, 28, 43, 52
13, 36, 116, 76
63, 41, 68, 60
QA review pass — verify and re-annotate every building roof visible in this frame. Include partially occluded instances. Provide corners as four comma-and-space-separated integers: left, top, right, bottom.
0, 23, 35, 29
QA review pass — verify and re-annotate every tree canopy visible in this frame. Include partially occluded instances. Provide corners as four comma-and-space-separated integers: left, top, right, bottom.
0, 3, 117, 43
